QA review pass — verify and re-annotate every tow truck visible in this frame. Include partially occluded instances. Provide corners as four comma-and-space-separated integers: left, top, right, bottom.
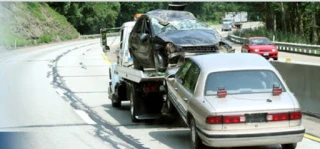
101, 18, 167, 122
101, 9, 225, 123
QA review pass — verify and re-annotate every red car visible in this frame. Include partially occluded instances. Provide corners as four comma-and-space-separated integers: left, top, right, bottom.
241, 37, 278, 60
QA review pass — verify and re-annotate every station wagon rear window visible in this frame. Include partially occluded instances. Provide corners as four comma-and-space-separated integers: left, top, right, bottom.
205, 70, 286, 96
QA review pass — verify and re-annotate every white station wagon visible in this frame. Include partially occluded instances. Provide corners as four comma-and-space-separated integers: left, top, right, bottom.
165, 53, 305, 149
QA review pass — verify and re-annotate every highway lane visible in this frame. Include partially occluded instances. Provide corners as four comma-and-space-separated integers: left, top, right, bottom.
0, 39, 136, 149
0, 38, 320, 149
59, 38, 320, 149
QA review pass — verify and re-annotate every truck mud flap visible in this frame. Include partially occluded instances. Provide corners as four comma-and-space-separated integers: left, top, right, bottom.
135, 93, 164, 120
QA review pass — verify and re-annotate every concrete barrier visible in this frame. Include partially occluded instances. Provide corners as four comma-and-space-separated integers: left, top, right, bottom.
271, 61, 320, 115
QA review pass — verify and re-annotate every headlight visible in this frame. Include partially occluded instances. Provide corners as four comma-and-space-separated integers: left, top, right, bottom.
254, 49, 259, 52
166, 43, 176, 53
272, 49, 277, 52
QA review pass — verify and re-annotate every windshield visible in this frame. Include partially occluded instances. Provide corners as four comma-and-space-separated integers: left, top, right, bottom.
151, 18, 212, 35
222, 20, 232, 24
205, 70, 286, 96
250, 38, 272, 45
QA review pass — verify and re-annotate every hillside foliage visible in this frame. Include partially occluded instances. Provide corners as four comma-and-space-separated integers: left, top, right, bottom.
0, 2, 79, 47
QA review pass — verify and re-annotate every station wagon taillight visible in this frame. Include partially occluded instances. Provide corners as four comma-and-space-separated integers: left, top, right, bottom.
289, 111, 302, 120
206, 115, 245, 124
267, 113, 288, 121
206, 116, 222, 124
223, 115, 246, 124
267, 111, 302, 122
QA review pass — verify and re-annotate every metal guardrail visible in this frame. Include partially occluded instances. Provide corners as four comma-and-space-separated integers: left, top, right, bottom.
228, 33, 320, 56
79, 32, 120, 39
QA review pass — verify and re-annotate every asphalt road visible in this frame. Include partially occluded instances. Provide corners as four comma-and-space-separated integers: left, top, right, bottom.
0, 38, 320, 149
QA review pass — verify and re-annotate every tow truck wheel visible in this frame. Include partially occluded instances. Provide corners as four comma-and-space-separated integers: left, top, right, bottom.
130, 86, 139, 122
111, 94, 121, 108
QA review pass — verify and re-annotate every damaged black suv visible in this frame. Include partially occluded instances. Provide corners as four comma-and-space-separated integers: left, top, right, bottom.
129, 9, 233, 72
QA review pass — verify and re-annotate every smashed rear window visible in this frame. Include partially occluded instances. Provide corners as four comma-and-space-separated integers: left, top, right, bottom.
205, 70, 286, 96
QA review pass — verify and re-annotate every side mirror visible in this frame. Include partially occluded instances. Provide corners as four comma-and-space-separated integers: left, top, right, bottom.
140, 33, 149, 42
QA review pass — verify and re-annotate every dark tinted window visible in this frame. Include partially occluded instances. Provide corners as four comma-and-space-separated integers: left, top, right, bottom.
205, 70, 286, 96
183, 63, 200, 93
250, 38, 271, 45
176, 60, 192, 84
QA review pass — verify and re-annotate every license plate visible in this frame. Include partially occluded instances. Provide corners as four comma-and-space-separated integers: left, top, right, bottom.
245, 113, 267, 123
263, 53, 269, 56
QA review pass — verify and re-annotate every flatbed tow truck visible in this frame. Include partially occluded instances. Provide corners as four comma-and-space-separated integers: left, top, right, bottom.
100, 11, 223, 123
101, 20, 167, 122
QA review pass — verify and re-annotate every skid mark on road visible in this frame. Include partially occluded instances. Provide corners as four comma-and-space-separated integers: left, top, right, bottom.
46, 44, 146, 149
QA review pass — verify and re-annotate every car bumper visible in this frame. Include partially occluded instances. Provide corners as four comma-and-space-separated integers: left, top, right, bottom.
197, 125, 305, 147
252, 51, 278, 58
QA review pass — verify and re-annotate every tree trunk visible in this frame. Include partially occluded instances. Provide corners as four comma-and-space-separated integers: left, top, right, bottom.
312, 3, 318, 44
265, 2, 273, 30
281, 2, 287, 32
273, 14, 277, 31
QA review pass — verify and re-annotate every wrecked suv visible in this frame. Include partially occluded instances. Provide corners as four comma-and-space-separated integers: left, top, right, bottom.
129, 9, 233, 72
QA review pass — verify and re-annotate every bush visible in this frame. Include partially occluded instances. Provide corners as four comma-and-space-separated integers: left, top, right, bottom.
38, 34, 53, 43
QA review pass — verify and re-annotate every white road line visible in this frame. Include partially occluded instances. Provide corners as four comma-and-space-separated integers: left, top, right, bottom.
74, 109, 97, 125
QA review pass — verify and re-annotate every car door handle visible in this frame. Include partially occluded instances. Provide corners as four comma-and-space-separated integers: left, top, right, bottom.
174, 88, 178, 91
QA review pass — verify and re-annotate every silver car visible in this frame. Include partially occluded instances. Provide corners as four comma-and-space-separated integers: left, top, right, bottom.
165, 53, 305, 149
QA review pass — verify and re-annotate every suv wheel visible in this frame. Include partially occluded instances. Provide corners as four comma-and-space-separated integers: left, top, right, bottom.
153, 51, 167, 73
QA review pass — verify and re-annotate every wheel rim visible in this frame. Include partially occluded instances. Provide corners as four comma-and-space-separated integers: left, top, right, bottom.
167, 99, 171, 110
191, 119, 196, 148
154, 53, 160, 72
130, 92, 134, 116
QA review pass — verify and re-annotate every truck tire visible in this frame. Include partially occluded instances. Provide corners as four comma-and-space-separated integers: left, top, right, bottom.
111, 94, 121, 108
129, 84, 139, 122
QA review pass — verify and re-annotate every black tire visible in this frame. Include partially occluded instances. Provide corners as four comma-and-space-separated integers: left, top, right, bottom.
111, 94, 121, 108
281, 143, 297, 149
274, 57, 278, 61
129, 84, 139, 122
153, 51, 167, 73
190, 117, 204, 149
